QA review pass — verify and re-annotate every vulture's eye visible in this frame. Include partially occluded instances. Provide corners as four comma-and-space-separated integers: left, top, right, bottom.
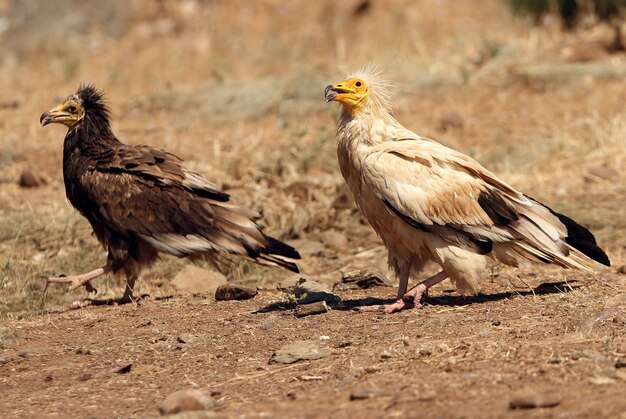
355, 81, 362, 87
67, 106, 77, 113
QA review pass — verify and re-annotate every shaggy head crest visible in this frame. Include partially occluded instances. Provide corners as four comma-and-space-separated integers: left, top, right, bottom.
40, 83, 112, 133
75, 84, 111, 121
325, 66, 393, 116
346, 67, 393, 112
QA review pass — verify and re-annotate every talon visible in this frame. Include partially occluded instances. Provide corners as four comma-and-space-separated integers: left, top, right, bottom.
84, 282, 97, 294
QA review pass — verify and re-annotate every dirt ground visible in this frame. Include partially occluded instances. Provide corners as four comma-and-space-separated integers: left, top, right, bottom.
0, 1, 625, 418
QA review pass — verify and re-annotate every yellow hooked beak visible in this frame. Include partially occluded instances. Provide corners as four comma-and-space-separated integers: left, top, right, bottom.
40, 103, 78, 127
324, 82, 356, 103
324, 77, 369, 116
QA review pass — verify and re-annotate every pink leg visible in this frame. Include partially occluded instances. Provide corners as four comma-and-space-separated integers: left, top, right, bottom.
359, 263, 411, 314
359, 271, 449, 314
46, 266, 111, 292
402, 271, 449, 305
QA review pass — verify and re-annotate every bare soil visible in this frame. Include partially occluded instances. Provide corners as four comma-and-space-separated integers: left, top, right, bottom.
0, 1, 625, 418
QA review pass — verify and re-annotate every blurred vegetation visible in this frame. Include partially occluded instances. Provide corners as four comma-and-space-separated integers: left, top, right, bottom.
510, 0, 625, 27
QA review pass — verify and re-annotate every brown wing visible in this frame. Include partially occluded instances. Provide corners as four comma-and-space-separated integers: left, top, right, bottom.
78, 144, 299, 270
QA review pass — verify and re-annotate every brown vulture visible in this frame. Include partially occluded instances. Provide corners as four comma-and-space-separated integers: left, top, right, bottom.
40, 85, 300, 302
325, 68, 610, 313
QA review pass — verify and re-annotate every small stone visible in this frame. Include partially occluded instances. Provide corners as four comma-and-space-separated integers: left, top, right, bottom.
336, 269, 393, 290
331, 183, 355, 210
334, 342, 352, 349
589, 375, 616, 385
18, 346, 45, 357
380, 350, 393, 360
318, 229, 348, 251
258, 316, 277, 331
0, 327, 19, 349
438, 110, 464, 132
18, 168, 47, 188
159, 388, 221, 415
415, 347, 432, 358
283, 181, 312, 201
269, 340, 330, 364
135, 319, 152, 328
509, 390, 561, 409
617, 265, 626, 274
177, 333, 199, 344
576, 307, 622, 338
616, 359, 626, 369
295, 301, 329, 318
214, 284, 257, 301
0, 99, 19, 109
294, 277, 341, 304
77, 373, 92, 382
171, 265, 227, 295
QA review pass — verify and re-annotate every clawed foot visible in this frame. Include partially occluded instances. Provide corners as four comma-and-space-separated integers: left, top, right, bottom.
358, 298, 415, 313
358, 284, 429, 313
46, 275, 98, 293
43, 266, 109, 294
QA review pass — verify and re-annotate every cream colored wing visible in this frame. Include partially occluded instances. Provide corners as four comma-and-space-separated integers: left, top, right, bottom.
360, 138, 609, 268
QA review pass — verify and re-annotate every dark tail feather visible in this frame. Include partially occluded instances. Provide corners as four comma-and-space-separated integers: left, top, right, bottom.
259, 254, 300, 273
552, 211, 611, 267
262, 235, 301, 260
252, 235, 301, 273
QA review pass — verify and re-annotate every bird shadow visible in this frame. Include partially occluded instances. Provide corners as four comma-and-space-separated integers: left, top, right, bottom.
255, 280, 579, 313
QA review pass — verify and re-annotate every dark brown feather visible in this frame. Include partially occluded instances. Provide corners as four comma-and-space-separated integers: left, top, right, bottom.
60, 85, 300, 281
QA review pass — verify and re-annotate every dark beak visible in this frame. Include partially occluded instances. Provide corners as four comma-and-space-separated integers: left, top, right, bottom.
324, 85, 336, 102
40, 104, 70, 126
325, 84, 352, 102
40, 111, 51, 126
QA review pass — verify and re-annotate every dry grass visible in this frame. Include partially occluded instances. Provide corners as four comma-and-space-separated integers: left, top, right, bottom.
0, 0, 624, 319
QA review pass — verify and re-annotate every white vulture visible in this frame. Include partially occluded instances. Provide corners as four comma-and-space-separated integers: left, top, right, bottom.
325, 69, 610, 313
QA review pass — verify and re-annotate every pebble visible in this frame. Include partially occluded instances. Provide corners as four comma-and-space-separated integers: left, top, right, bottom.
509, 390, 561, 409
294, 277, 341, 304
214, 284, 257, 301
616, 359, 626, 369
617, 265, 626, 275
0, 327, 19, 350
177, 333, 200, 344
331, 183, 356, 210
295, 301, 329, 318
318, 229, 348, 251
438, 110, 464, 132
159, 388, 221, 415
18, 346, 45, 357
269, 340, 330, 364
18, 168, 47, 188
415, 347, 432, 358
77, 373, 92, 382
336, 268, 393, 290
